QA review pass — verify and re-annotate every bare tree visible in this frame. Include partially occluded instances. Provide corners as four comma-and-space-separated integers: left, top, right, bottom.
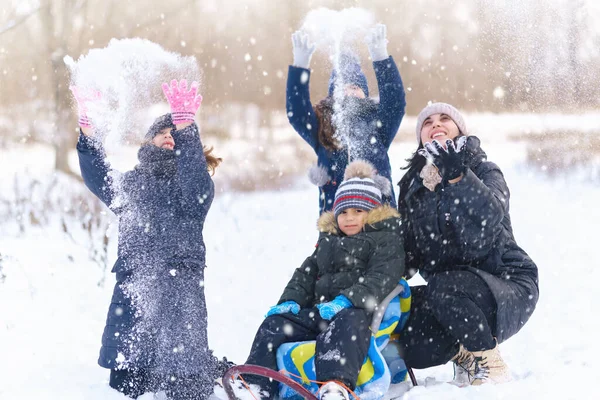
40, 0, 79, 175
2, 0, 600, 159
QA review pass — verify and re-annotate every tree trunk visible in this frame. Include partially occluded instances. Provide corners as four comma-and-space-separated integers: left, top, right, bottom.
567, 1, 583, 110
51, 53, 74, 174
39, 0, 79, 176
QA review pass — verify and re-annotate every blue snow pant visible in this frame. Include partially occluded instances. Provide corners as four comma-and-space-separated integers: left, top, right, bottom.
397, 270, 497, 369
245, 308, 371, 398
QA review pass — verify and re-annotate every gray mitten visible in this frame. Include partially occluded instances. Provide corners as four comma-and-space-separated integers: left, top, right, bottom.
365, 24, 389, 62
291, 30, 316, 69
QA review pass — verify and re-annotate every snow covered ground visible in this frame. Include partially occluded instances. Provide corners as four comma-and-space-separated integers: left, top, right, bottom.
1, 135, 598, 400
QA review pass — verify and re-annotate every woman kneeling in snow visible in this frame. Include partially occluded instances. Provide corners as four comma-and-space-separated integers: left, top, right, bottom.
395, 102, 539, 386
244, 160, 405, 400
72, 80, 226, 399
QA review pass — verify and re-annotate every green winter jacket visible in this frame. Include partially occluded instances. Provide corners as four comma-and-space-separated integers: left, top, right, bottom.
278, 206, 405, 315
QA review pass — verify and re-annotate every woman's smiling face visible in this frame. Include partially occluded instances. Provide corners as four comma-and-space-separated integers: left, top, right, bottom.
419, 113, 460, 145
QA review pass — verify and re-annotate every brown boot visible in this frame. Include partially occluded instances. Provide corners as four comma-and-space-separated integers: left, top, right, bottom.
451, 344, 476, 387
470, 341, 511, 385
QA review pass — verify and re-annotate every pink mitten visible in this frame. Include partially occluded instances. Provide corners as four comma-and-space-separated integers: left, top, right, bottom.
69, 86, 101, 128
161, 79, 203, 125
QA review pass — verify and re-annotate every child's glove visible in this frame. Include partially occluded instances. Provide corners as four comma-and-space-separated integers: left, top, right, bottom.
365, 24, 389, 62
265, 301, 300, 318
418, 136, 468, 182
69, 86, 101, 128
316, 295, 353, 320
161, 79, 203, 125
291, 30, 316, 69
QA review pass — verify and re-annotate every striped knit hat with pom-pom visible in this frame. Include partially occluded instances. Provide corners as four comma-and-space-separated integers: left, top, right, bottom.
333, 160, 391, 218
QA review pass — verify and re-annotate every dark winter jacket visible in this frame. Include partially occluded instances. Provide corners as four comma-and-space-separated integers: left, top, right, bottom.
278, 206, 405, 316
77, 123, 214, 271
397, 136, 539, 343
77, 123, 214, 371
286, 56, 406, 214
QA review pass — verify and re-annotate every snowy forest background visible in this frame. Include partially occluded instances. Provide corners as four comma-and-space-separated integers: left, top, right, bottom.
1, 0, 600, 399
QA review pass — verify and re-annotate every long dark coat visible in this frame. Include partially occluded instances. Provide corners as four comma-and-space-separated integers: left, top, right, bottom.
397, 136, 539, 343
286, 56, 406, 214
278, 206, 405, 317
77, 123, 214, 375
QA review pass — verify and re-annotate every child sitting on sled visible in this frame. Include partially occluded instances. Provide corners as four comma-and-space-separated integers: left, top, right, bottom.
243, 160, 405, 400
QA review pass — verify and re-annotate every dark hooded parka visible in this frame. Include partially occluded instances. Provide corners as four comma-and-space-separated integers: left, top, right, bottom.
397, 136, 539, 350
278, 205, 405, 316
77, 122, 215, 378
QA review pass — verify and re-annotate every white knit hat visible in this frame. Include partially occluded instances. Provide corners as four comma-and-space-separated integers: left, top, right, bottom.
415, 102, 467, 144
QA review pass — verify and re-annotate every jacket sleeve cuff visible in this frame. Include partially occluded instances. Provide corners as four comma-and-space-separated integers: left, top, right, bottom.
288, 65, 311, 85
171, 123, 201, 145
438, 169, 480, 209
439, 169, 505, 226
442, 168, 503, 202
76, 131, 102, 151
373, 56, 395, 69
373, 55, 393, 66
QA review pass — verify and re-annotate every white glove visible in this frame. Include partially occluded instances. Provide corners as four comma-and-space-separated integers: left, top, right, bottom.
365, 24, 389, 62
291, 30, 316, 69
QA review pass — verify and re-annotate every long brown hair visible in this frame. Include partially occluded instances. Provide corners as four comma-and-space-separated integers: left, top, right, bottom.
314, 97, 340, 152
203, 146, 222, 176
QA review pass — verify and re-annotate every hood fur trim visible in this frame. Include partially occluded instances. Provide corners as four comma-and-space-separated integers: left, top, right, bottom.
317, 205, 400, 235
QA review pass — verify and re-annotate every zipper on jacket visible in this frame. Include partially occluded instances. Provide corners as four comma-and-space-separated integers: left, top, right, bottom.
435, 189, 443, 233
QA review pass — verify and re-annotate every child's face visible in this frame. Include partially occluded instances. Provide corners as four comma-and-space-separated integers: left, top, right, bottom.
152, 128, 175, 150
344, 84, 366, 99
337, 207, 368, 236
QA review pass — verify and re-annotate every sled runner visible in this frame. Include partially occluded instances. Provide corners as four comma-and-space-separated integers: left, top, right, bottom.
222, 364, 319, 400
223, 280, 415, 400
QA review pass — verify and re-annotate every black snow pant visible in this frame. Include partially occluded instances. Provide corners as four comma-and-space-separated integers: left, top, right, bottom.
397, 270, 497, 369
245, 308, 371, 397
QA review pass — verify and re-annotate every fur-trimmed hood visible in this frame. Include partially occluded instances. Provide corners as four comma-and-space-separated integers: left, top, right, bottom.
317, 204, 400, 235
